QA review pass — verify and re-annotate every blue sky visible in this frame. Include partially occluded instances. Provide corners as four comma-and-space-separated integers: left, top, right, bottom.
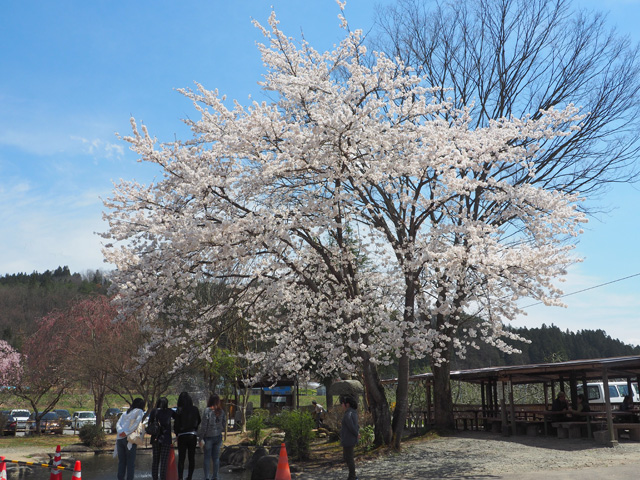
1, 0, 639, 345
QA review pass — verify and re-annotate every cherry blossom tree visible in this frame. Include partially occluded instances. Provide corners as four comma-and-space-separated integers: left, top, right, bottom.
62, 296, 132, 422
374, 0, 640, 431
0, 340, 21, 387
103, 6, 586, 447
10, 311, 73, 432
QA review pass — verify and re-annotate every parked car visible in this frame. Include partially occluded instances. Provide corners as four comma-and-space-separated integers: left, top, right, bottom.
54, 409, 72, 427
71, 411, 97, 429
28, 411, 64, 435
0, 412, 17, 436
104, 407, 122, 420
10, 409, 31, 430
104, 408, 122, 433
577, 381, 640, 404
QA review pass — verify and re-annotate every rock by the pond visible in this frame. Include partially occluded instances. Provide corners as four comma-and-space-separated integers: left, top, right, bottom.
246, 446, 269, 470
220, 445, 252, 469
250, 455, 278, 480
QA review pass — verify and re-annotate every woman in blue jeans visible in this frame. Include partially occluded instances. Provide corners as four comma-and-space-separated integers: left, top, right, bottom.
115, 398, 146, 480
198, 394, 226, 480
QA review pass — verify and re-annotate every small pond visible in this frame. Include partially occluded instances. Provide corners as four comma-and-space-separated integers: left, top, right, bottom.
6, 451, 252, 480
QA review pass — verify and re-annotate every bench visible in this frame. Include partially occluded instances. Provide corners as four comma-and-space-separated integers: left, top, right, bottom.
479, 416, 503, 433
515, 420, 545, 436
612, 423, 640, 441
551, 421, 588, 439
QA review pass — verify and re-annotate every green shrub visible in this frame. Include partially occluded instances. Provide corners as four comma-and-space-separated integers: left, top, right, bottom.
78, 424, 106, 447
359, 424, 375, 450
273, 409, 314, 460
246, 409, 269, 445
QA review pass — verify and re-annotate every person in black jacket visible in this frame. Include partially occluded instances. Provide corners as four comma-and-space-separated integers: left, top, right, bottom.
340, 395, 360, 480
149, 397, 175, 480
174, 392, 201, 480
551, 391, 569, 422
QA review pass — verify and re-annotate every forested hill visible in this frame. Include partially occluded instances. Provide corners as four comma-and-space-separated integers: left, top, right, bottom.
0, 267, 109, 348
449, 324, 640, 372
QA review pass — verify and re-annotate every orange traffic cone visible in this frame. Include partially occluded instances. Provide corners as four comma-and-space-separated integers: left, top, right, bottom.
274, 442, 291, 480
50, 445, 61, 480
71, 461, 81, 480
0, 457, 7, 480
166, 448, 178, 480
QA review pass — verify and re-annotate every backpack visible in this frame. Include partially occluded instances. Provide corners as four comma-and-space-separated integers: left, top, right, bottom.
146, 411, 162, 436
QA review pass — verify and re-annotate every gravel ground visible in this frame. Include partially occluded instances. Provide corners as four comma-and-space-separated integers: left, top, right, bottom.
5, 431, 640, 479
295, 430, 640, 479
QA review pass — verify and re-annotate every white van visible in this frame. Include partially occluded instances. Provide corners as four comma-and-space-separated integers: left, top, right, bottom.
576, 381, 640, 404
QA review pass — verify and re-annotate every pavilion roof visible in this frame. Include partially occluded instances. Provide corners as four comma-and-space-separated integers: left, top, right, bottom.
382, 355, 640, 385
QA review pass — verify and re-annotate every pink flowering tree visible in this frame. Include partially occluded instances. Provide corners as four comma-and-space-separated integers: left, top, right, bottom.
103, 7, 586, 447
0, 340, 21, 388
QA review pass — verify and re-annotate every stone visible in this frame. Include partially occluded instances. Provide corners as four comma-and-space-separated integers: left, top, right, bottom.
220, 445, 251, 468
250, 455, 278, 480
245, 446, 268, 470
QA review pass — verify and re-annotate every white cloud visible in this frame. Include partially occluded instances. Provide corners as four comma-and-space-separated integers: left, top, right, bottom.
70, 136, 125, 160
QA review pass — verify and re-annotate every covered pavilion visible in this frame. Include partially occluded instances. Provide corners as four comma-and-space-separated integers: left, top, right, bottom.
384, 355, 640, 445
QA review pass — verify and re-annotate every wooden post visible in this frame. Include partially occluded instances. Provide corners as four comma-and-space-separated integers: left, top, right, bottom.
499, 382, 508, 436
500, 395, 509, 437
509, 379, 517, 436
569, 372, 578, 409
603, 368, 617, 447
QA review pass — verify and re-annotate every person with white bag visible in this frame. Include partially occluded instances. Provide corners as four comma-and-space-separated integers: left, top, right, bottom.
115, 397, 146, 480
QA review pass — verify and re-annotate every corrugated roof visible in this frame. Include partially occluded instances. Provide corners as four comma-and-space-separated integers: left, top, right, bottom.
382, 355, 640, 385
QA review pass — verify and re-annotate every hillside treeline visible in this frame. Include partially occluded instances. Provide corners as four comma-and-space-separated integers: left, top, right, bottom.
449, 324, 640, 372
0, 267, 109, 349
377, 323, 640, 378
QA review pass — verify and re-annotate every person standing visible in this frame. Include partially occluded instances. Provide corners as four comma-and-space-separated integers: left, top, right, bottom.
311, 400, 325, 428
198, 394, 226, 480
340, 395, 360, 480
115, 398, 146, 480
150, 397, 175, 480
174, 392, 201, 480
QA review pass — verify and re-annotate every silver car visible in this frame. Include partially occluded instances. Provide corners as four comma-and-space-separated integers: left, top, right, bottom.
71, 411, 97, 429
10, 409, 30, 430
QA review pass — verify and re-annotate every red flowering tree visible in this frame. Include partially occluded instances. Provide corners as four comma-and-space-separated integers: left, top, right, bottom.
63, 296, 129, 422
11, 311, 73, 431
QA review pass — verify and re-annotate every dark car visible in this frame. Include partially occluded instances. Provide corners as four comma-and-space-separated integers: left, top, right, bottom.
54, 409, 72, 427
104, 407, 121, 419
104, 407, 122, 433
28, 411, 64, 435
0, 412, 17, 436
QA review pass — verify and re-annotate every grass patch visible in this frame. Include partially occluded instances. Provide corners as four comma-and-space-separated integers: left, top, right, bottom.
0, 434, 80, 451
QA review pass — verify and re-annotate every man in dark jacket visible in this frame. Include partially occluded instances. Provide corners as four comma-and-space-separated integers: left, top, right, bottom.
340, 395, 360, 480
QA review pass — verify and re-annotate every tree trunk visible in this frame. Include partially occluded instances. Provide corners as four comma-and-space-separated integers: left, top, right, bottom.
362, 355, 392, 446
391, 352, 410, 450
239, 385, 249, 434
324, 377, 334, 409
432, 358, 455, 430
